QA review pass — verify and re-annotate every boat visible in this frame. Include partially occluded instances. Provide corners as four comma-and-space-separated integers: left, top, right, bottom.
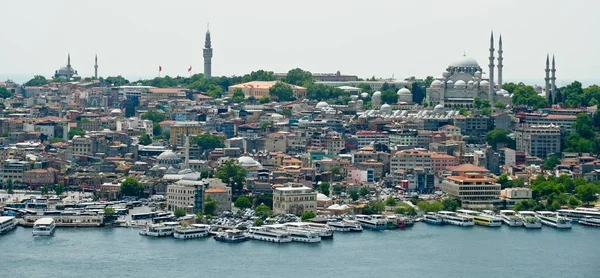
423, 212, 444, 225
284, 222, 334, 239
268, 224, 321, 243
214, 229, 248, 243
517, 211, 542, 229
386, 215, 401, 229
457, 209, 502, 227
327, 219, 363, 232
437, 211, 474, 227
245, 226, 292, 243
139, 222, 179, 237
0, 216, 18, 234
32, 217, 56, 236
173, 224, 210, 239
578, 216, 600, 227
557, 208, 600, 221
499, 210, 523, 227
355, 214, 387, 230
535, 211, 572, 229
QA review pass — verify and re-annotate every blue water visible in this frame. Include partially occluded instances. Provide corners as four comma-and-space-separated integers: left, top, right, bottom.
1, 224, 598, 278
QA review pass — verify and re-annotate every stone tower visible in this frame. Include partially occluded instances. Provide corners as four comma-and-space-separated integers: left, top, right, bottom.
545, 54, 551, 103
203, 24, 213, 79
67, 53, 71, 69
94, 54, 98, 79
551, 55, 556, 103
497, 35, 503, 90
488, 31, 495, 101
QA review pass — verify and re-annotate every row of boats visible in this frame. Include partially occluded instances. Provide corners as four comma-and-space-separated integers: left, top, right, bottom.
0, 216, 57, 236
423, 208, 600, 229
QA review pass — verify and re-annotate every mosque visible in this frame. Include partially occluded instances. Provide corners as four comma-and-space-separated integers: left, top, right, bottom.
54, 54, 80, 80
425, 32, 511, 108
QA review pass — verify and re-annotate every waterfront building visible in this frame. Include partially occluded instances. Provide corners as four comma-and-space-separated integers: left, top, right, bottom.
2, 159, 31, 183
273, 183, 317, 215
442, 164, 501, 209
515, 124, 561, 159
500, 187, 532, 208
228, 81, 307, 100
23, 168, 58, 188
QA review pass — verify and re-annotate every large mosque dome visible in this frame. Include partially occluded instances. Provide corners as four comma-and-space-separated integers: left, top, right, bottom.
449, 56, 480, 68
157, 150, 181, 166
237, 156, 262, 168
397, 88, 411, 96
315, 101, 329, 109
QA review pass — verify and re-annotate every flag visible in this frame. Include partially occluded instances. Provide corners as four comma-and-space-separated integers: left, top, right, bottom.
188, 66, 192, 73
159, 65, 162, 72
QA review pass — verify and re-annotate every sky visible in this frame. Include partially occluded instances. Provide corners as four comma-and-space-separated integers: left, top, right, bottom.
1, 0, 599, 86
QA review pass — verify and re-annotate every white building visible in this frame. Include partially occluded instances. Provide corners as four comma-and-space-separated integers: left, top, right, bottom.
273, 183, 317, 215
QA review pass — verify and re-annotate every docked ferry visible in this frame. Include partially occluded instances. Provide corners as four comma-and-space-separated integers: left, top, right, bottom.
578, 216, 600, 227
437, 211, 474, 227
327, 219, 363, 232
214, 229, 248, 243
535, 211, 572, 229
0, 216, 17, 234
356, 214, 387, 230
32, 217, 56, 236
517, 211, 542, 229
284, 222, 334, 239
457, 209, 502, 227
423, 213, 444, 225
139, 222, 179, 237
499, 210, 523, 227
557, 208, 600, 221
245, 226, 292, 243
173, 224, 210, 239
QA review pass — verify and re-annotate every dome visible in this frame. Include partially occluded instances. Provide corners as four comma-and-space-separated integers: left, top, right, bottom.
110, 108, 122, 114
446, 80, 454, 84
480, 80, 489, 87
317, 193, 331, 201
454, 80, 466, 86
182, 172, 201, 181
397, 88, 411, 95
381, 103, 392, 112
237, 156, 261, 168
360, 92, 369, 98
433, 104, 445, 113
467, 80, 474, 85
431, 80, 443, 87
450, 56, 480, 68
271, 113, 284, 119
315, 101, 329, 109
157, 150, 180, 162
372, 91, 382, 96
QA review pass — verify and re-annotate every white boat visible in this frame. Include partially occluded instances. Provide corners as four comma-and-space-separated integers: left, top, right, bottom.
535, 211, 572, 229
457, 209, 502, 227
578, 216, 600, 227
245, 226, 292, 243
266, 224, 321, 243
327, 219, 363, 232
437, 211, 474, 227
284, 222, 334, 239
174, 224, 210, 239
517, 211, 542, 229
0, 216, 18, 234
355, 214, 387, 230
214, 229, 248, 243
139, 222, 179, 237
499, 210, 524, 227
33, 217, 56, 236
423, 212, 444, 225
557, 208, 600, 221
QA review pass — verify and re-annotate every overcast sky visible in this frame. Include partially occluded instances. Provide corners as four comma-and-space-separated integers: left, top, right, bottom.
1, 0, 598, 86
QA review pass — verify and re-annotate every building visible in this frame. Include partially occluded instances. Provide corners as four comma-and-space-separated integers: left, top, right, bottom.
228, 81, 307, 100
356, 130, 389, 148
391, 149, 432, 173
442, 164, 501, 209
167, 174, 232, 214
520, 113, 576, 133
273, 183, 317, 215
203, 26, 213, 79
23, 168, 58, 188
515, 124, 561, 158
169, 121, 203, 146
500, 187, 532, 208
2, 159, 31, 183
70, 136, 98, 156
453, 115, 492, 138
54, 54, 80, 80
275, 71, 358, 82
431, 153, 458, 172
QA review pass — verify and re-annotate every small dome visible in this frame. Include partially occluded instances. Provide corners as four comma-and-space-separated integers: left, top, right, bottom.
157, 150, 179, 161
431, 80, 442, 87
315, 101, 329, 109
182, 172, 201, 181
317, 193, 331, 201
480, 80, 489, 87
397, 88, 411, 95
372, 91, 382, 96
381, 103, 392, 112
446, 80, 454, 84
454, 80, 466, 86
360, 92, 369, 98
237, 156, 261, 168
271, 113, 284, 119
467, 80, 474, 85
110, 108, 122, 114
433, 104, 445, 113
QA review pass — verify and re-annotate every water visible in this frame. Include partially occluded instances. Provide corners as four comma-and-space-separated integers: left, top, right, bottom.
1, 224, 598, 278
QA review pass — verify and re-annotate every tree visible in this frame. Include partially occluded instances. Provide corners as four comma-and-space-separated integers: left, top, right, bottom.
191, 134, 225, 155
512, 84, 547, 108
121, 177, 144, 197
362, 201, 385, 215
259, 96, 270, 104
385, 196, 397, 206
301, 211, 316, 221
317, 182, 330, 196
575, 183, 599, 204
442, 198, 461, 211
359, 187, 370, 197
254, 193, 273, 209
514, 200, 539, 212
417, 200, 444, 212
68, 127, 86, 139
573, 113, 595, 139
473, 97, 491, 109
55, 184, 65, 195
496, 174, 510, 189
24, 75, 49, 86
269, 81, 294, 101
6, 178, 13, 194
139, 134, 152, 145
255, 204, 272, 218
485, 129, 516, 150
215, 160, 247, 195
459, 108, 469, 116
152, 123, 162, 136
567, 196, 582, 208
104, 76, 129, 86
349, 190, 359, 201
204, 197, 217, 216
174, 208, 186, 218
41, 184, 49, 196
0, 87, 13, 99
284, 68, 313, 87
395, 206, 416, 216
103, 207, 116, 216
494, 101, 506, 109
231, 88, 246, 103
332, 184, 342, 195
206, 84, 224, 98
234, 196, 252, 209
141, 109, 166, 123
543, 155, 560, 170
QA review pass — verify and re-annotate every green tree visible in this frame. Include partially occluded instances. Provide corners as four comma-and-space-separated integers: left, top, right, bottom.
332, 184, 342, 195
567, 196, 582, 208
68, 127, 86, 139
395, 206, 416, 216
284, 68, 313, 87
259, 96, 271, 104
254, 193, 273, 209
417, 200, 444, 212
242, 70, 275, 82
473, 97, 491, 109
234, 196, 252, 209
573, 113, 595, 139
512, 84, 547, 108
103, 207, 116, 216
191, 134, 225, 156
385, 196, 397, 206
359, 187, 370, 197
496, 174, 510, 189
485, 129, 516, 150
152, 123, 162, 136
543, 155, 561, 170
480, 107, 491, 116
459, 108, 469, 116
54, 184, 65, 196
204, 197, 217, 216
317, 182, 330, 196
6, 178, 13, 194
494, 101, 506, 109
206, 84, 224, 98
268, 81, 294, 101
255, 204, 272, 218
105, 76, 129, 86
215, 160, 247, 195
174, 208, 186, 218
442, 198, 461, 211
576, 183, 599, 204
0, 87, 13, 99
41, 184, 49, 196
231, 88, 246, 103
138, 133, 152, 145
513, 200, 539, 212
121, 177, 144, 197
24, 75, 49, 86
349, 190, 359, 201
141, 109, 166, 123
301, 211, 316, 221
362, 201, 385, 215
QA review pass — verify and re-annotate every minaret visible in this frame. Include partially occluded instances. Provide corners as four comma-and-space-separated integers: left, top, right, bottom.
551, 55, 556, 102
497, 34, 503, 90
67, 53, 71, 69
184, 135, 190, 169
545, 54, 551, 103
203, 24, 213, 79
94, 54, 98, 79
488, 31, 495, 101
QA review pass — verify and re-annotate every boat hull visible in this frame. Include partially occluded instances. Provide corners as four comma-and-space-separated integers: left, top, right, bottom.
579, 220, 600, 227
215, 236, 248, 243
173, 231, 209, 239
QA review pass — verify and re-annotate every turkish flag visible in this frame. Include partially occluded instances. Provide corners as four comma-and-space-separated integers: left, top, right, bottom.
159, 66, 162, 72
188, 66, 192, 72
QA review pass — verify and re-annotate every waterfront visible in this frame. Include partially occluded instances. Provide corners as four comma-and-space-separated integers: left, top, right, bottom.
1, 224, 598, 278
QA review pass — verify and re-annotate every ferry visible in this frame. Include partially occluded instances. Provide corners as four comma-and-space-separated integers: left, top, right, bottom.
268, 225, 321, 243
578, 216, 600, 227
437, 211, 474, 227
284, 222, 334, 239
139, 222, 179, 237
0, 216, 18, 234
173, 224, 210, 239
356, 214, 387, 230
499, 210, 524, 227
423, 212, 444, 225
245, 226, 292, 243
327, 220, 363, 232
457, 209, 502, 227
32, 218, 56, 236
535, 211, 572, 229
557, 208, 600, 221
517, 211, 542, 229
214, 229, 248, 243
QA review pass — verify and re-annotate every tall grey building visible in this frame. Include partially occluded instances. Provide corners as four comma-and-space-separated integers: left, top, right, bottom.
203, 25, 213, 79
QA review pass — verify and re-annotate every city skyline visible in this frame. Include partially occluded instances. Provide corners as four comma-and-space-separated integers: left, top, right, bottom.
0, 0, 599, 86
